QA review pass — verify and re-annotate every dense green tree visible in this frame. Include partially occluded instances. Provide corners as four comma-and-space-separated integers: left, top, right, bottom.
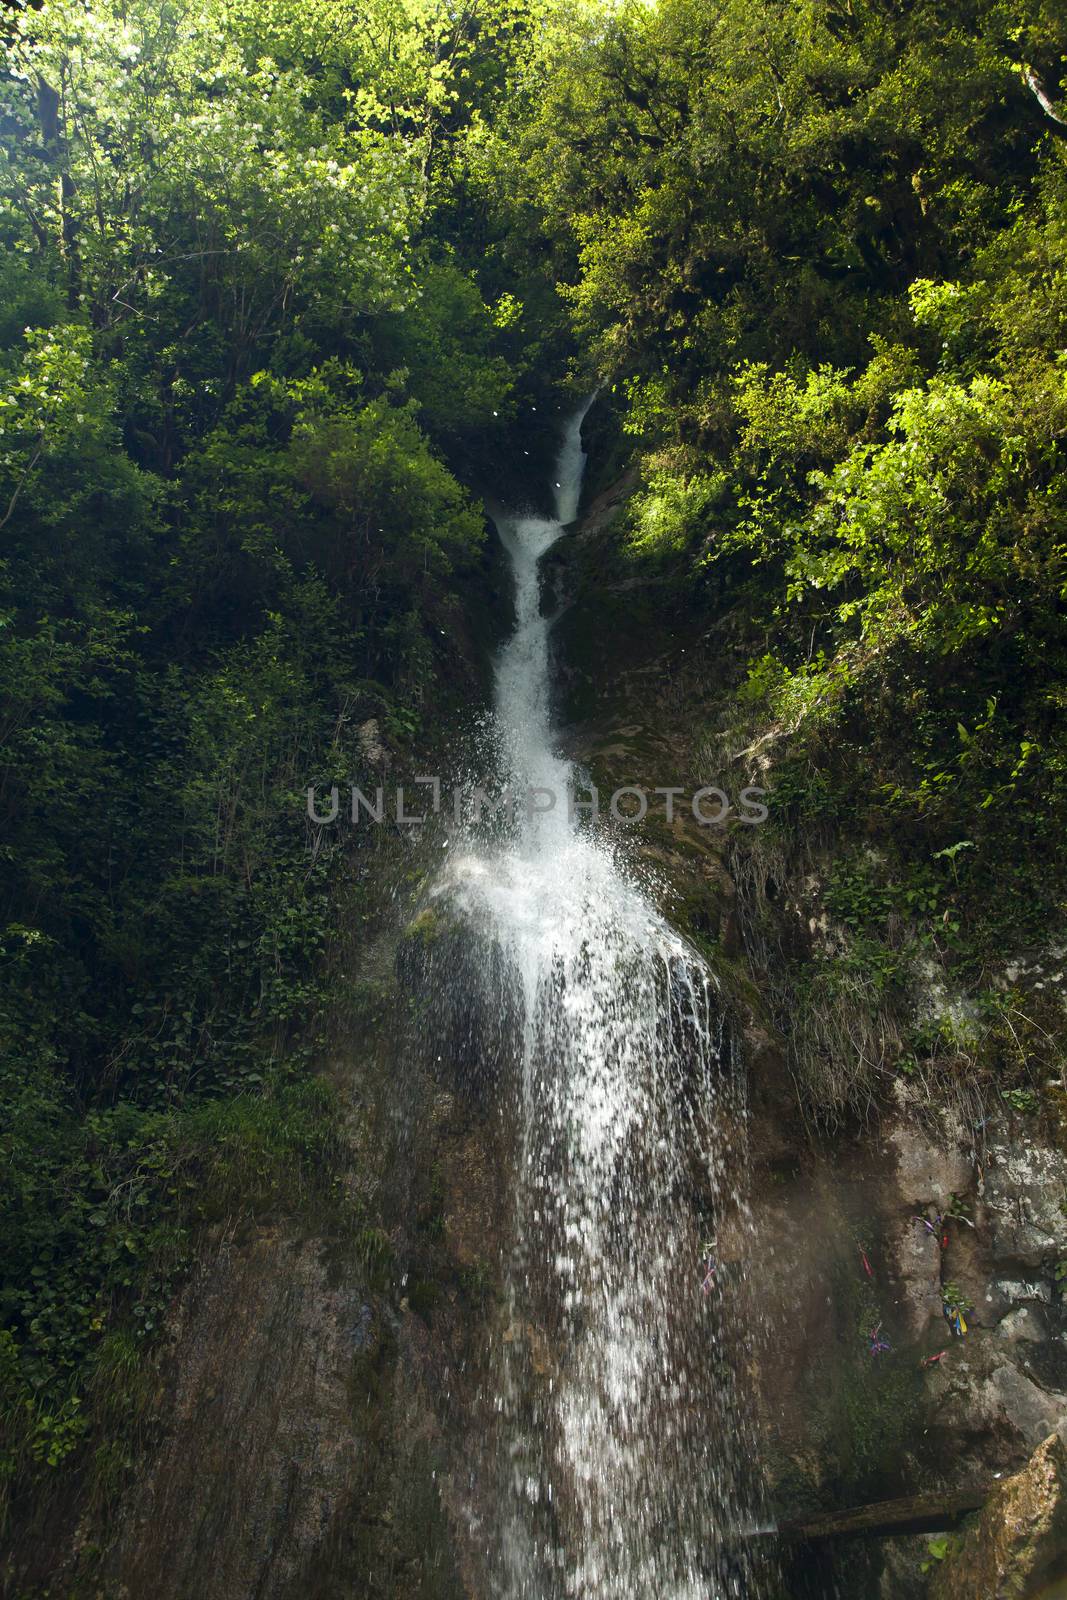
0, 0, 553, 1508
509, 0, 1067, 1110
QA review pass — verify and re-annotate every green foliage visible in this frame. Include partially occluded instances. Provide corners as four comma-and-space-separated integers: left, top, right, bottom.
0, 0, 556, 1525
0, 1075, 343, 1507
374, 261, 515, 442
941, 1281, 973, 1313
921, 1532, 962, 1574
1001, 1086, 1040, 1114
521, 0, 1056, 378
512, 0, 1067, 1117
625, 471, 726, 562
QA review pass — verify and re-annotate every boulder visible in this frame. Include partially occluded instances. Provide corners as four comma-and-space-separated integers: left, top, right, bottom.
929, 1423, 1067, 1599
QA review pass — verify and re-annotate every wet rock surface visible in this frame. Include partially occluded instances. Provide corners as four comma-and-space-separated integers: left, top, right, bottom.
927, 1338, 1066, 1469
88, 1220, 468, 1600
102, 1226, 372, 1600
735, 1109, 1067, 1599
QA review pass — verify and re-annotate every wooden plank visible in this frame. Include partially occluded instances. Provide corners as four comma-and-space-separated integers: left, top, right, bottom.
768, 1486, 991, 1543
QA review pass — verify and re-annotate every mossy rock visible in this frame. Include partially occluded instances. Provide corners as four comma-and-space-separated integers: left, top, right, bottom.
402, 906, 446, 947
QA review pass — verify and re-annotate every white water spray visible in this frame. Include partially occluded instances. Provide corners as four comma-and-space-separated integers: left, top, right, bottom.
444, 401, 769, 1598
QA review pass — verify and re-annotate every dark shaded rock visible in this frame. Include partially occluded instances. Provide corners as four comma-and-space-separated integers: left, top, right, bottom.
397, 901, 523, 1107
103, 1228, 373, 1600
925, 1337, 1067, 1476
90, 1223, 467, 1600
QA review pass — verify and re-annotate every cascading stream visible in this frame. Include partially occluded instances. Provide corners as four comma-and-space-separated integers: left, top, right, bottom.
443, 402, 769, 1598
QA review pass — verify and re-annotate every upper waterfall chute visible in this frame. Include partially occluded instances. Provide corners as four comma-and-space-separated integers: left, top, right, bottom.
553, 392, 597, 525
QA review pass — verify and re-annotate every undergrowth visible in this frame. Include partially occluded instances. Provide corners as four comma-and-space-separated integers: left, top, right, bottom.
0, 1075, 354, 1530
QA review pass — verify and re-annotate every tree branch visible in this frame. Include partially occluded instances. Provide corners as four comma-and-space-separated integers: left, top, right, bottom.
1022, 64, 1067, 135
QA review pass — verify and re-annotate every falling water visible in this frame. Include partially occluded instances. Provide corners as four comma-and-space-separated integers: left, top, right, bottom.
442, 400, 769, 1598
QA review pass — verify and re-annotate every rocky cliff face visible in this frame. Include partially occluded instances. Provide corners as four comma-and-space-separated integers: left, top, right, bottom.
17, 464, 1066, 1600
101, 1226, 398, 1600
549, 463, 1067, 1599
11, 1015, 485, 1599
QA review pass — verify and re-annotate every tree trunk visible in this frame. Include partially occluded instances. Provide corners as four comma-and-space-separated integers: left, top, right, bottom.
36, 74, 81, 308
771, 1486, 991, 1544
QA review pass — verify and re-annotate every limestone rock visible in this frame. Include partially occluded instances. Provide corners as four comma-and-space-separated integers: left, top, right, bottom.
995, 1306, 1048, 1345
981, 1133, 1067, 1270
985, 1278, 1052, 1324
888, 1125, 972, 1209
929, 1424, 1067, 1600
357, 717, 386, 765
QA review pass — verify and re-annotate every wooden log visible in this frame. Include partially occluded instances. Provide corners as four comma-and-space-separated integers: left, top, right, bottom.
770, 1485, 991, 1543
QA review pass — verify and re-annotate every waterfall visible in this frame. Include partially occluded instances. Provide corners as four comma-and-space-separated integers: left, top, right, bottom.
442, 401, 770, 1598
